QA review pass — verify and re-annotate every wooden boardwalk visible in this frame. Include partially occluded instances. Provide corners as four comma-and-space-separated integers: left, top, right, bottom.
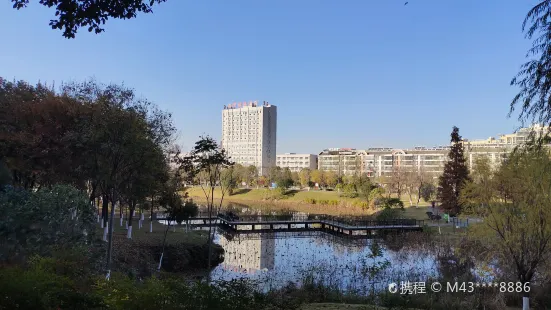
156, 215, 424, 237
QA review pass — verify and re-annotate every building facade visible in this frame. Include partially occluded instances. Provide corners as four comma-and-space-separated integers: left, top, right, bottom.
221, 101, 277, 176
276, 153, 318, 172
317, 148, 369, 176
317, 125, 550, 177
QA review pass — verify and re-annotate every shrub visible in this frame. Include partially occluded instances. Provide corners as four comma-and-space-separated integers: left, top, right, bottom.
318, 199, 329, 205
0, 256, 103, 309
328, 200, 339, 206
0, 184, 96, 263
380, 197, 404, 209
303, 198, 316, 204
339, 184, 358, 198
376, 207, 404, 220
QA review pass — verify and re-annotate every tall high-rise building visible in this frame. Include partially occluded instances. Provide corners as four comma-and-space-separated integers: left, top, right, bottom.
221, 101, 277, 175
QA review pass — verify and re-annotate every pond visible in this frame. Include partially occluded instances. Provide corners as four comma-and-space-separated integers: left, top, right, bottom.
162, 202, 495, 295
210, 230, 441, 294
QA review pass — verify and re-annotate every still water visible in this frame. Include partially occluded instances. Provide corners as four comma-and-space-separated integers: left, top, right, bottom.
209, 230, 440, 294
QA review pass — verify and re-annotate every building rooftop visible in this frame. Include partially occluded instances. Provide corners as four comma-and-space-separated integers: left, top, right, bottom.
223, 101, 273, 109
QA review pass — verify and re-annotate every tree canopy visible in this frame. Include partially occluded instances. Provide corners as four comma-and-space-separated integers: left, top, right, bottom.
437, 126, 470, 215
11, 0, 168, 38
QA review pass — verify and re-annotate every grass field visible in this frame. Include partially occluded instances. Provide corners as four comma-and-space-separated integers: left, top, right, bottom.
95, 217, 208, 245
185, 186, 433, 218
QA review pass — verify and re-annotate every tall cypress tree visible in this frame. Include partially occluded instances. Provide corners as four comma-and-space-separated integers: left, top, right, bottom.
438, 126, 470, 215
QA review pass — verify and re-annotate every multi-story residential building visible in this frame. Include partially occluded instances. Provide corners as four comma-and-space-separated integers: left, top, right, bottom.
318, 125, 550, 177
221, 101, 277, 176
276, 153, 318, 172
366, 147, 451, 177
317, 148, 370, 176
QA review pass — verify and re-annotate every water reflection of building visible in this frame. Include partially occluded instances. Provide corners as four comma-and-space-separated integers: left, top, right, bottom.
218, 233, 275, 274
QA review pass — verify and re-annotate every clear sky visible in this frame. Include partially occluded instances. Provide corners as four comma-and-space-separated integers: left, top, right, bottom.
0, 0, 537, 153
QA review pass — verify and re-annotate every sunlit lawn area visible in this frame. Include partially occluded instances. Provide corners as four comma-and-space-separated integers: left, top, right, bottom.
185, 187, 432, 216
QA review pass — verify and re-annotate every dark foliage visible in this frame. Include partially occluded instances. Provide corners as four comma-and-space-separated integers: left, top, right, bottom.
11, 0, 168, 38
437, 127, 470, 215
511, 0, 551, 128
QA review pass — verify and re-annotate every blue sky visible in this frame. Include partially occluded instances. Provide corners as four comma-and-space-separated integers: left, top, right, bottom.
0, 0, 537, 153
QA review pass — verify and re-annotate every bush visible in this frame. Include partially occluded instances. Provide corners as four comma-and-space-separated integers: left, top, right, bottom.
0, 256, 103, 309
0, 257, 298, 310
376, 207, 404, 220
0, 184, 96, 263
303, 198, 316, 204
379, 197, 404, 209
339, 184, 358, 198
328, 200, 339, 206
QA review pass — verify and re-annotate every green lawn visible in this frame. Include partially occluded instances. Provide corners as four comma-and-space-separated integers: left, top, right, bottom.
95, 217, 208, 245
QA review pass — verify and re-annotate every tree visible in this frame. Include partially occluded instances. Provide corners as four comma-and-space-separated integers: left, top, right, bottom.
291, 171, 300, 186
180, 199, 199, 232
177, 136, 232, 281
268, 166, 281, 185
469, 143, 551, 310
157, 179, 188, 272
310, 169, 325, 188
356, 175, 376, 209
245, 165, 258, 187
0, 79, 85, 190
376, 198, 405, 220
419, 182, 437, 204
257, 175, 268, 188
0, 160, 11, 188
437, 127, 470, 216
232, 164, 247, 186
298, 168, 311, 188
121, 142, 167, 239
511, 0, 551, 128
276, 168, 293, 195
325, 171, 338, 188
221, 166, 238, 196
403, 167, 431, 207
388, 165, 406, 198
459, 156, 495, 216
11, 0, 168, 38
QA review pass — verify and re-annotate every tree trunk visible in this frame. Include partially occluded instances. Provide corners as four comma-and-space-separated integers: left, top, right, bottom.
158, 219, 171, 272
105, 197, 117, 280
150, 197, 154, 233
102, 194, 109, 241
127, 203, 134, 239
523, 296, 529, 310
125, 205, 128, 230
119, 203, 123, 227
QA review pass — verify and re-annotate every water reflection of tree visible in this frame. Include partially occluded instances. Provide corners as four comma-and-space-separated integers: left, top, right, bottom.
437, 247, 475, 282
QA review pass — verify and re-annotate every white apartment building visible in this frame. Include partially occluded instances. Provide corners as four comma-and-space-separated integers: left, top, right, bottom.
221, 101, 277, 176
318, 125, 550, 177
276, 153, 318, 172
318, 148, 369, 176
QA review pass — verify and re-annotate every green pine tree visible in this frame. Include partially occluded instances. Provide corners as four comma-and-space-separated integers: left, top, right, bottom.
437, 126, 470, 215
